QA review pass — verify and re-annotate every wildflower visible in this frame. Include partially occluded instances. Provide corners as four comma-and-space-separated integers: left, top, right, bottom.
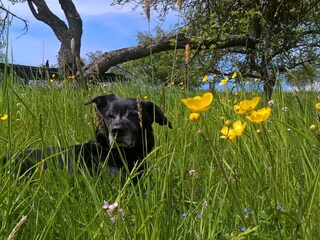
276, 205, 284, 211
68, 75, 75, 80
231, 72, 238, 79
268, 100, 275, 107
246, 107, 271, 124
282, 107, 288, 112
224, 120, 232, 127
143, 96, 148, 99
242, 208, 248, 214
181, 92, 213, 113
233, 83, 237, 87
188, 169, 198, 177
182, 212, 187, 217
179, 81, 184, 86
221, 120, 247, 140
188, 113, 200, 122
316, 103, 320, 110
202, 201, 209, 208
220, 77, 229, 85
234, 97, 260, 114
245, 81, 249, 85
102, 201, 124, 223
49, 79, 54, 83
52, 73, 56, 78
1, 113, 8, 121
309, 124, 317, 131
240, 226, 247, 232
197, 214, 202, 219
202, 75, 208, 83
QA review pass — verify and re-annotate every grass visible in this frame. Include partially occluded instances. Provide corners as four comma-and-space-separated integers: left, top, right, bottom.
1, 72, 320, 239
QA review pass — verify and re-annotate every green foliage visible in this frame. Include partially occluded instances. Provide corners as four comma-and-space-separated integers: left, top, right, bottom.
1, 69, 320, 238
113, 0, 320, 95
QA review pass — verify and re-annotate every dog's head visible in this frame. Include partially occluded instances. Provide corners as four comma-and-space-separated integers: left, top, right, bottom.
85, 94, 172, 148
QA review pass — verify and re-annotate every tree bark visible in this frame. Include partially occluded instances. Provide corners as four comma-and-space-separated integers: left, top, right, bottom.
82, 33, 256, 78
27, 0, 82, 76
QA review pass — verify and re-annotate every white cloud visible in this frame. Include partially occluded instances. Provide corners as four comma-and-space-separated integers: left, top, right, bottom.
2, 0, 140, 19
75, 0, 139, 16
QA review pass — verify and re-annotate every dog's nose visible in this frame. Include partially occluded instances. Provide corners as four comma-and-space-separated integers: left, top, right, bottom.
111, 126, 125, 137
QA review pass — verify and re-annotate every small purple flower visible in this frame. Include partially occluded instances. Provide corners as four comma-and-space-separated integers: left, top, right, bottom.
276, 205, 284, 211
197, 214, 202, 219
240, 226, 246, 232
181, 212, 187, 217
102, 201, 110, 209
242, 208, 248, 214
102, 200, 123, 222
118, 208, 125, 217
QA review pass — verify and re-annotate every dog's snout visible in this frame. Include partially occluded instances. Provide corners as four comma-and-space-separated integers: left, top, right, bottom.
111, 126, 125, 137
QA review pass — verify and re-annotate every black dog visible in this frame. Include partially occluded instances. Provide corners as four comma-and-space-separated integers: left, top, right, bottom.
3, 94, 172, 180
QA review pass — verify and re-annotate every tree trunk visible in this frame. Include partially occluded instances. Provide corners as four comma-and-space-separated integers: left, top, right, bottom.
27, 0, 82, 76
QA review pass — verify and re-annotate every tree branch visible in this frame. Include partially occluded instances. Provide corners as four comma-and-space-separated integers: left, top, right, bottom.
27, 0, 68, 42
82, 33, 256, 77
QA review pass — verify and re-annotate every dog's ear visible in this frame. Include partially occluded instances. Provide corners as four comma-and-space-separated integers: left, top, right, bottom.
85, 94, 116, 108
142, 101, 172, 129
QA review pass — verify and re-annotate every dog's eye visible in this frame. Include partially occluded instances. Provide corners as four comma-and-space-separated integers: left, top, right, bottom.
128, 112, 138, 119
106, 113, 115, 120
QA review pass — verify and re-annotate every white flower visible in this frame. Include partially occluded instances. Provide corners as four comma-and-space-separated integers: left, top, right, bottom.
268, 100, 275, 107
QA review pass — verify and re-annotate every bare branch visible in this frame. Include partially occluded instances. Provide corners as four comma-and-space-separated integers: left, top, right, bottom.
83, 33, 256, 77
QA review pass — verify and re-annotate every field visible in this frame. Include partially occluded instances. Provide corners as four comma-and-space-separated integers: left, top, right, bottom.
1, 72, 320, 239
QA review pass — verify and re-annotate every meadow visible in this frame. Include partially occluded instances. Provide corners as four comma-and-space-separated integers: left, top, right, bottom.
1, 71, 320, 239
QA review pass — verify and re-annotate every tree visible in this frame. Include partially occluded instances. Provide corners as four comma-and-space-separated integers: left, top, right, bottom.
3, 0, 320, 98
84, 0, 320, 98
26, 0, 82, 75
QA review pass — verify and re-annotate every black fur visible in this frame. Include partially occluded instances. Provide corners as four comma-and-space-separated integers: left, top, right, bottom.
3, 94, 172, 180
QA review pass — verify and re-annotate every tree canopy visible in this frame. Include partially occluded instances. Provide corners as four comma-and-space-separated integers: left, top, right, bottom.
108, 0, 320, 98
1, 0, 319, 98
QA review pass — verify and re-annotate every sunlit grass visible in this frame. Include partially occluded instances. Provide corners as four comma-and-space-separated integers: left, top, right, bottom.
1, 71, 320, 239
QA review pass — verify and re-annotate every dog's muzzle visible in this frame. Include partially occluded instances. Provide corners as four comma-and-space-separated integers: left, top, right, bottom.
109, 125, 136, 148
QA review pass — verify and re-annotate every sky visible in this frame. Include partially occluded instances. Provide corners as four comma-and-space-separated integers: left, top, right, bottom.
2, 0, 178, 66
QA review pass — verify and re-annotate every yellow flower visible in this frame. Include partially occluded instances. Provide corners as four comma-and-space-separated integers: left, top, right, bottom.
224, 120, 232, 127
245, 81, 249, 85
1, 113, 8, 121
143, 96, 148, 99
234, 97, 260, 114
189, 113, 200, 122
316, 103, 320, 110
309, 124, 317, 131
231, 72, 238, 79
221, 120, 247, 140
181, 92, 213, 113
68, 75, 76, 80
202, 75, 209, 83
52, 73, 56, 78
50, 79, 54, 83
220, 77, 229, 85
246, 107, 271, 124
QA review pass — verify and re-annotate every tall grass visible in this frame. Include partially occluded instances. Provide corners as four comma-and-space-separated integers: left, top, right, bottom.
1, 70, 320, 239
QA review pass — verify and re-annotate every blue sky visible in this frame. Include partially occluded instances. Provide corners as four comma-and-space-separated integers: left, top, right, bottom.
3, 0, 177, 66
